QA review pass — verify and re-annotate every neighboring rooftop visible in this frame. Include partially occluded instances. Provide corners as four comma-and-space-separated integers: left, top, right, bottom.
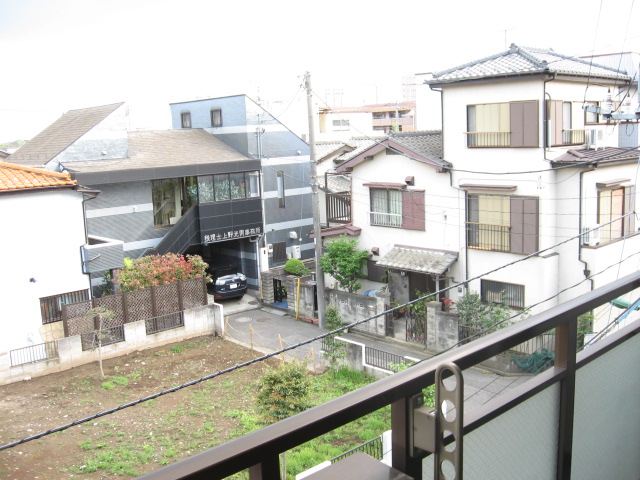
552, 146, 640, 166
427, 44, 631, 86
0, 161, 77, 192
63, 129, 255, 184
336, 131, 448, 172
7, 103, 125, 167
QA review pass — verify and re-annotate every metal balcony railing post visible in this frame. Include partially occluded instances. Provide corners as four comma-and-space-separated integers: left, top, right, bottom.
249, 455, 281, 479
555, 317, 577, 479
391, 396, 423, 478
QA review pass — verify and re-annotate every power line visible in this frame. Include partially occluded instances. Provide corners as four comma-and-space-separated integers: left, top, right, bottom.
2, 216, 636, 452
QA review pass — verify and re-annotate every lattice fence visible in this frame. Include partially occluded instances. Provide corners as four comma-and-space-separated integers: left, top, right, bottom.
63, 277, 207, 342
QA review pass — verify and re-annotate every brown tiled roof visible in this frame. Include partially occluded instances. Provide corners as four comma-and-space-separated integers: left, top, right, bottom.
0, 161, 77, 191
8, 102, 125, 167
552, 147, 639, 166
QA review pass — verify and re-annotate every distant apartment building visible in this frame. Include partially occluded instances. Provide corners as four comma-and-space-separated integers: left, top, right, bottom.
318, 101, 416, 139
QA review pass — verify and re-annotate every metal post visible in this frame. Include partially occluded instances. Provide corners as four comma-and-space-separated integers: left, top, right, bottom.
305, 72, 326, 328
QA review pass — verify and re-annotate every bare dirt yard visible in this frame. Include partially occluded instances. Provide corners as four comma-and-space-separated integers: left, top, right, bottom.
0, 336, 277, 480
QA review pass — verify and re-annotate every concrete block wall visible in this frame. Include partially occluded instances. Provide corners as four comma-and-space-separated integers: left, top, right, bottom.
0, 303, 223, 385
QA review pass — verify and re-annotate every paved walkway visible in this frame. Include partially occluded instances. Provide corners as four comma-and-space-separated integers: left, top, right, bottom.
216, 293, 532, 412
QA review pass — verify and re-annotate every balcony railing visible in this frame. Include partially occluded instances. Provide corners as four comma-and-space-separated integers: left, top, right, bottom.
466, 131, 511, 147
372, 117, 414, 127
561, 129, 586, 145
9, 341, 59, 367
466, 222, 510, 252
139, 270, 640, 480
370, 211, 402, 227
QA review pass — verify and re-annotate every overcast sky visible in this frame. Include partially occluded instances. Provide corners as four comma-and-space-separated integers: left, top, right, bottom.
1, 0, 638, 143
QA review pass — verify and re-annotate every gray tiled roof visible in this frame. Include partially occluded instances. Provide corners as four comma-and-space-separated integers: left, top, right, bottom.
376, 246, 458, 275
389, 131, 444, 162
63, 129, 252, 174
8, 103, 125, 166
428, 44, 630, 85
337, 137, 386, 162
552, 146, 639, 165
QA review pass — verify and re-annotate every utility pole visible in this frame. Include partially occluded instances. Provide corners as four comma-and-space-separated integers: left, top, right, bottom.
305, 72, 327, 328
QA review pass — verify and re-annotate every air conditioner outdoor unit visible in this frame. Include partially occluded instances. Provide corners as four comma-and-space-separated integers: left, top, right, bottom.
291, 245, 301, 259
585, 129, 604, 150
582, 225, 601, 246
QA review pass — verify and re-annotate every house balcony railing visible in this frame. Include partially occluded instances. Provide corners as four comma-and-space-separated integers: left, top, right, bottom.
465, 131, 511, 147
561, 129, 586, 145
370, 211, 402, 227
466, 222, 511, 252
139, 270, 640, 480
326, 192, 351, 224
372, 117, 414, 127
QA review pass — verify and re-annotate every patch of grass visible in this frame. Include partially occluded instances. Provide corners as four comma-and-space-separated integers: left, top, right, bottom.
78, 444, 155, 476
100, 375, 129, 390
171, 345, 185, 354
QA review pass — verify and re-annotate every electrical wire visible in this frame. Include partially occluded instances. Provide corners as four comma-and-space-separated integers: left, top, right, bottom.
2, 219, 636, 452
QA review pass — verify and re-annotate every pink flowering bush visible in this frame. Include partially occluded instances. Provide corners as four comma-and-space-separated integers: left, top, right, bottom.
115, 253, 211, 292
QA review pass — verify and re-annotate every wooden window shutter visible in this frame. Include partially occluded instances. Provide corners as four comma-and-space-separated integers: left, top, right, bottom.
510, 197, 538, 254
401, 190, 425, 231
510, 101, 539, 147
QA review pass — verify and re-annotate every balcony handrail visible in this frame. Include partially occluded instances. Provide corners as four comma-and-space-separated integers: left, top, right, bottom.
139, 270, 640, 479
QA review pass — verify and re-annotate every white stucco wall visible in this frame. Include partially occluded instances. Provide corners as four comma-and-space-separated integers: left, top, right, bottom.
348, 149, 465, 294
0, 189, 90, 353
440, 75, 635, 315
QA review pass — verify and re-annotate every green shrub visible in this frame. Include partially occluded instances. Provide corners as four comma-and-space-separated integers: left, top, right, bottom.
284, 258, 311, 276
256, 361, 311, 424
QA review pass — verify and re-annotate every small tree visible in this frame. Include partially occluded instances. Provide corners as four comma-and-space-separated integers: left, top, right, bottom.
84, 307, 116, 379
322, 305, 347, 368
284, 258, 310, 276
319, 236, 369, 293
456, 290, 512, 332
256, 361, 311, 425
115, 253, 210, 292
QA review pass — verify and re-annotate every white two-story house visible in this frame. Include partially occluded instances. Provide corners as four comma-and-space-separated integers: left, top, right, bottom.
426, 44, 639, 328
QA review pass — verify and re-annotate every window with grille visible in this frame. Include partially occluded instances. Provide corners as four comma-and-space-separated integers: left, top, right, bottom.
481, 279, 525, 309
368, 187, 424, 231
466, 101, 538, 147
467, 194, 538, 254
40, 289, 90, 324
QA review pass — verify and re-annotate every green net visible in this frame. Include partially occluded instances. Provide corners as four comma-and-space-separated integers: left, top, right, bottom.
512, 349, 555, 373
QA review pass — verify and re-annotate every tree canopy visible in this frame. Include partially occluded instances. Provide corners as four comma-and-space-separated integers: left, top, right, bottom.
115, 253, 210, 292
319, 236, 369, 293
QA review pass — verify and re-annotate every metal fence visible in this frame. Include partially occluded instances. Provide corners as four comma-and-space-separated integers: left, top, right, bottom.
145, 312, 184, 335
330, 434, 384, 464
365, 346, 412, 372
80, 325, 125, 351
9, 341, 59, 367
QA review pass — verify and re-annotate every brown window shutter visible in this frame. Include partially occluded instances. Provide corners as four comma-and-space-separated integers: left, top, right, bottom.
510, 197, 538, 254
510, 101, 539, 147
402, 190, 425, 231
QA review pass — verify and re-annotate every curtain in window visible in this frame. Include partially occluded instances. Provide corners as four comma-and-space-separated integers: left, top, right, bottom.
370, 189, 401, 227
599, 187, 624, 243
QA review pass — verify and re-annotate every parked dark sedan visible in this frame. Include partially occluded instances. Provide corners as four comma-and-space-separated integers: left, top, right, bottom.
206, 265, 247, 300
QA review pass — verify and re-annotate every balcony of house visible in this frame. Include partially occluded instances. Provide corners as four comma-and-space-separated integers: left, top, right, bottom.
80, 235, 125, 274
465, 131, 511, 148
372, 117, 415, 128
139, 270, 640, 480
466, 222, 511, 252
